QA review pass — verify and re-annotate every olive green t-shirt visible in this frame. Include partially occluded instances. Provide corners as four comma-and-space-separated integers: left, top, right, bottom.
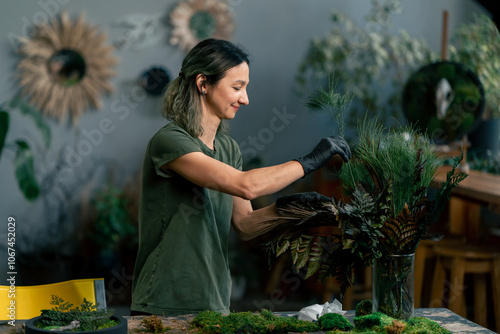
131, 122, 242, 315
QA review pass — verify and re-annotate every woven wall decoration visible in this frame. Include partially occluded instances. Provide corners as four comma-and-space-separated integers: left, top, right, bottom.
169, 0, 234, 52
16, 11, 118, 125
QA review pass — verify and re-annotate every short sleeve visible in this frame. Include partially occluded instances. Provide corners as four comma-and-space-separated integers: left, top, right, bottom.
148, 124, 202, 178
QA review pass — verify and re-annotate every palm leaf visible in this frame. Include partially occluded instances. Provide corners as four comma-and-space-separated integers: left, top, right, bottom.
14, 140, 40, 200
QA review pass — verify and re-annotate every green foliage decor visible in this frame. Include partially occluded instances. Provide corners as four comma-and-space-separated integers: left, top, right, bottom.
296, 0, 436, 127
35, 295, 117, 331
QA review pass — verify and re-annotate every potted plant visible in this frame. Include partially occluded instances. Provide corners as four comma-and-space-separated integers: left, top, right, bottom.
448, 14, 500, 155
24, 295, 127, 334
264, 87, 467, 320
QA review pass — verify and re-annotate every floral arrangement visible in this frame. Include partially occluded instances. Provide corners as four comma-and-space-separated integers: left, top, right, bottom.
263, 86, 467, 314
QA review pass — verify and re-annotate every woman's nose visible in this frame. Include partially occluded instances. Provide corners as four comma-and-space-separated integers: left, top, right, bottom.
239, 90, 249, 105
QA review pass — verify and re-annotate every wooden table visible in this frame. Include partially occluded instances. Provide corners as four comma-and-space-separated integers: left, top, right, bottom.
124, 309, 498, 333
3, 308, 494, 333
432, 165, 500, 242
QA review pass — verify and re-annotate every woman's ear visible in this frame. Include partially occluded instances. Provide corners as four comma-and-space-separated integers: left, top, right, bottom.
195, 74, 207, 94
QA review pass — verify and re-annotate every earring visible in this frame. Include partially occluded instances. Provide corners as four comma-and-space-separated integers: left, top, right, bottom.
201, 90, 206, 96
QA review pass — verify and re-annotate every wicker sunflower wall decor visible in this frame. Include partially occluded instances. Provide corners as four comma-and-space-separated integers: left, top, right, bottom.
16, 11, 118, 125
169, 0, 235, 52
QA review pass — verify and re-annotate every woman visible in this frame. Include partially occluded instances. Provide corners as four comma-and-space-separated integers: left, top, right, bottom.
130, 38, 351, 316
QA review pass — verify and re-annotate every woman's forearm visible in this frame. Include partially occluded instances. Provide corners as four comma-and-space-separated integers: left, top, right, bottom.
232, 203, 292, 241
238, 160, 304, 200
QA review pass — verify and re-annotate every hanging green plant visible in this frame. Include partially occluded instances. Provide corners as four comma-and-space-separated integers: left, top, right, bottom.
0, 95, 51, 200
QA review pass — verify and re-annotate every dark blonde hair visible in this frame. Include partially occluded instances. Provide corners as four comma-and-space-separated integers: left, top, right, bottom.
163, 39, 250, 137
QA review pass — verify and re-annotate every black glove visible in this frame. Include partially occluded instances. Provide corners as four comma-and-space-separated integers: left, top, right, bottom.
294, 136, 352, 176
275, 192, 336, 223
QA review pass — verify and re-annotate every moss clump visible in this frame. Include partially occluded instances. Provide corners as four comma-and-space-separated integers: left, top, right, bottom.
318, 313, 353, 331
385, 319, 406, 334
191, 311, 224, 334
140, 315, 170, 333
353, 312, 394, 330
405, 317, 452, 334
355, 299, 373, 317
191, 309, 320, 334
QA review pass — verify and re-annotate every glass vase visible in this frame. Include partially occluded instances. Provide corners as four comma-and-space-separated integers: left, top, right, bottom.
372, 253, 415, 320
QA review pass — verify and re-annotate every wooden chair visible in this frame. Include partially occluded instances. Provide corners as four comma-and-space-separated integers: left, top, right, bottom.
430, 244, 500, 331
0, 278, 106, 320
414, 235, 466, 308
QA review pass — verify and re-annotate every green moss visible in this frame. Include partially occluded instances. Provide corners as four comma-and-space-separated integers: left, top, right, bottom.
405, 317, 452, 334
318, 313, 354, 331
191, 310, 320, 334
190, 310, 224, 334
192, 309, 452, 334
140, 315, 170, 333
353, 312, 394, 330
384, 319, 406, 334
355, 300, 373, 317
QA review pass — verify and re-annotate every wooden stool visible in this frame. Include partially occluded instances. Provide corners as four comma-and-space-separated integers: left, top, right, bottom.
430, 244, 500, 331
414, 235, 466, 308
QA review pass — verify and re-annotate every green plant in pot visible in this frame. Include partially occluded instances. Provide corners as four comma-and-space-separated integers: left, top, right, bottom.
263, 86, 467, 320
24, 295, 127, 333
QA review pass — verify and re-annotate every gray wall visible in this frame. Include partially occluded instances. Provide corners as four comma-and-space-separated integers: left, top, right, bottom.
0, 0, 486, 279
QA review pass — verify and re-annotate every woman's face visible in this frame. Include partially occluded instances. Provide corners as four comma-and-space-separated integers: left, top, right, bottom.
205, 62, 249, 120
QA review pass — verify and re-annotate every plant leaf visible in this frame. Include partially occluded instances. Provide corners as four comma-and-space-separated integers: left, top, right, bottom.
0, 110, 8, 159
10, 95, 51, 149
276, 238, 290, 257
14, 140, 40, 200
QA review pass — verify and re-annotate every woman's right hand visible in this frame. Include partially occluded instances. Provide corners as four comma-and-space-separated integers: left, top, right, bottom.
294, 136, 352, 176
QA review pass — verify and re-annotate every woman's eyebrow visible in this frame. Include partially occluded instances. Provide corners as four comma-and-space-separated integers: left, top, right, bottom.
233, 79, 248, 84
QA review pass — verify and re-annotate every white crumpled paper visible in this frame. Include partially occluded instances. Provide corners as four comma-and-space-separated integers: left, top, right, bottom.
297, 299, 346, 321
